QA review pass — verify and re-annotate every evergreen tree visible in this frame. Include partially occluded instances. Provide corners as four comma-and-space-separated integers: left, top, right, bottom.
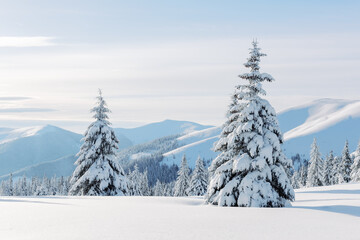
8, 173, 13, 196
128, 164, 142, 196
154, 179, 164, 196
324, 151, 335, 185
188, 156, 208, 196
174, 155, 190, 197
299, 164, 308, 188
307, 138, 324, 187
139, 169, 150, 196
338, 140, 352, 183
351, 141, 360, 182
207, 41, 294, 207
291, 171, 300, 189
69, 90, 129, 196
332, 156, 342, 184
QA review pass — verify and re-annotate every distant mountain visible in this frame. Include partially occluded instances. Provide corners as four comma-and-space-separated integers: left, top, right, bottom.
0, 120, 212, 178
280, 98, 360, 158
0, 155, 77, 181
162, 127, 220, 168
0, 100, 359, 179
162, 98, 360, 168
114, 119, 212, 145
0, 125, 82, 176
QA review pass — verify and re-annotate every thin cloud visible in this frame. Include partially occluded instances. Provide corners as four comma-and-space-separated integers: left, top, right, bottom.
0, 97, 32, 101
0, 37, 56, 47
0, 108, 57, 113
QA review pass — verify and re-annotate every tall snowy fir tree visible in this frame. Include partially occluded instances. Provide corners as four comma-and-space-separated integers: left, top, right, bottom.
307, 138, 324, 187
188, 156, 208, 196
338, 140, 352, 183
207, 41, 294, 207
174, 155, 190, 197
351, 141, 360, 182
69, 90, 129, 196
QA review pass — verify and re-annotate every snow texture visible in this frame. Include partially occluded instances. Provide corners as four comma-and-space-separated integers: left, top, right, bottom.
0, 183, 360, 240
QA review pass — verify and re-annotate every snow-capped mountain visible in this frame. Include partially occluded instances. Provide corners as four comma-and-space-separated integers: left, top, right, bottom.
0, 120, 211, 178
0, 99, 359, 178
114, 119, 212, 145
280, 98, 360, 158
162, 127, 221, 168
162, 98, 360, 168
0, 125, 82, 176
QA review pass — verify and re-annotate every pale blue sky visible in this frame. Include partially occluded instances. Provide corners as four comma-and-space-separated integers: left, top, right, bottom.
0, 1, 359, 132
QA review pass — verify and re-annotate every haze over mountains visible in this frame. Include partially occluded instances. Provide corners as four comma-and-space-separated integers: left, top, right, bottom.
0, 98, 359, 179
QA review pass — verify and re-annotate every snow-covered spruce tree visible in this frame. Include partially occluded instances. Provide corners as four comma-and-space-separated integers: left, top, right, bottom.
207, 41, 294, 207
128, 164, 142, 196
139, 169, 150, 196
290, 171, 300, 189
324, 151, 335, 186
154, 179, 164, 196
307, 138, 324, 187
188, 156, 208, 196
298, 164, 308, 188
338, 140, 352, 183
351, 141, 360, 182
69, 90, 129, 196
174, 155, 190, 197
332, 156, 342, 184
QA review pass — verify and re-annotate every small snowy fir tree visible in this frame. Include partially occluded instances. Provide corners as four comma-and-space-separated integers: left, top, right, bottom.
174, 155, 190, 197
69, 90, 129, 196
139, 170, 150, 196
188, 156, 208, 196
332, 156, 342, 184
323, 151, 335, 186
298, 164, 308, 188
307, 138, 324, 187
128, 164, 142, 196
351, 141, 360, 182
338, 140, 352, 183
154, 179, 164, 196
207, 41, 294, 207
291, 171, 300, 189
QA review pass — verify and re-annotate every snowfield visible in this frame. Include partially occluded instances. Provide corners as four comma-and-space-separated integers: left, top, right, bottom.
1, 183, 359, 240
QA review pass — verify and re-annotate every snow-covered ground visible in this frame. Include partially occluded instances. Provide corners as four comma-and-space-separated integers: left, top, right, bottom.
0, 183, 359, 240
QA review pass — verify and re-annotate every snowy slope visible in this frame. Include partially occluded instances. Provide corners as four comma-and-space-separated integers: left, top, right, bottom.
163, 127, 221, 168
0, 125, 82, 176
280, 98, 360, 158
0, 183, 359, 240
0, 120, 211, 178
0, 155, 77, 180
162, 98, 360, 167
115, 119, 212, 145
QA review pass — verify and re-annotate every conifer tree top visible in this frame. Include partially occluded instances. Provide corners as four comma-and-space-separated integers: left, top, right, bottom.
91, 89, 111, 124
238, 40, 274, 99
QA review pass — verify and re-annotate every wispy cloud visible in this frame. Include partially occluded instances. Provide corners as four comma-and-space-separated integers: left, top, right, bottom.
0, 108, 56, 113
0, 37, 56, 47
0, 97, 32, 101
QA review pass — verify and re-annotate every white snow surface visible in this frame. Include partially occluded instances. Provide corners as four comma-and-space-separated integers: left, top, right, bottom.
0, 183, 359, 240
